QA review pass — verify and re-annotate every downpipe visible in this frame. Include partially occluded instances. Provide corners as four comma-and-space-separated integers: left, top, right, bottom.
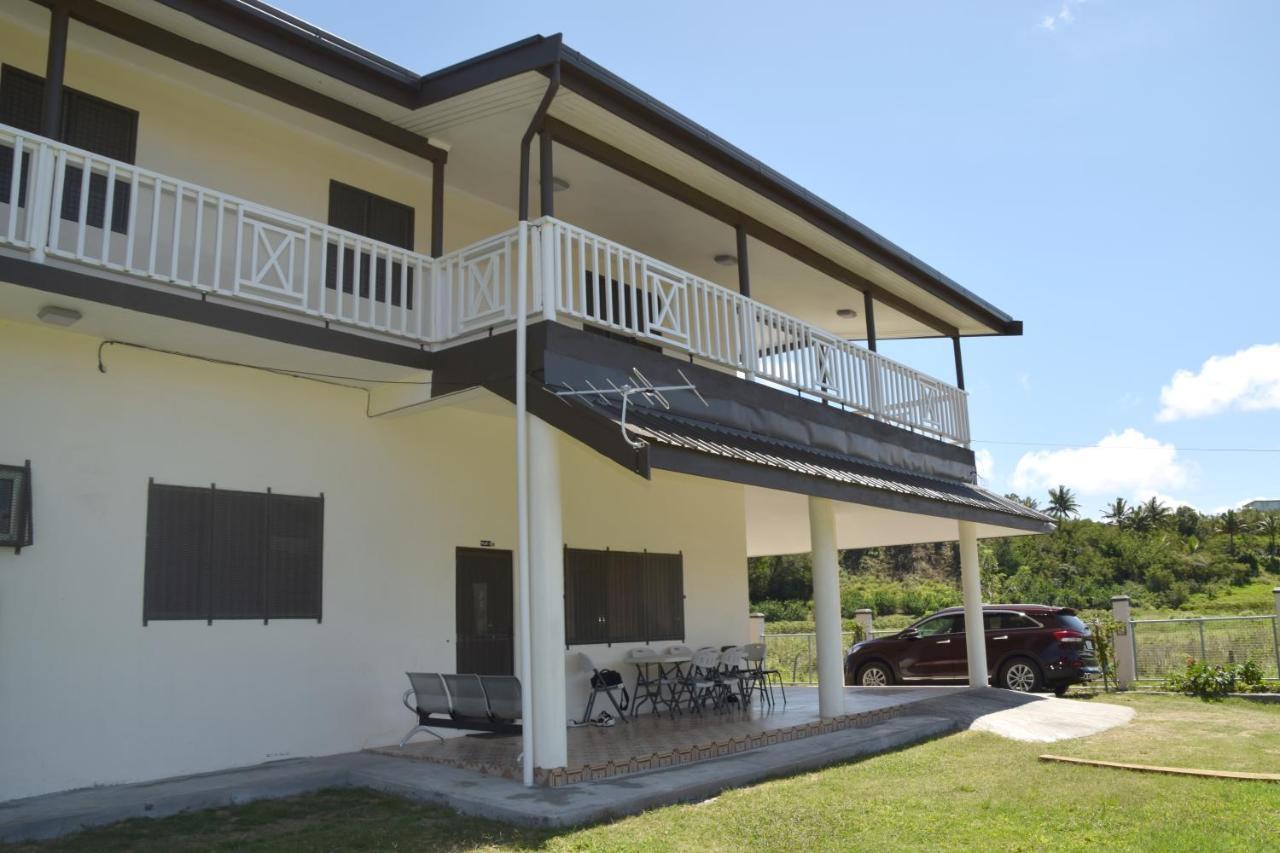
515, 60, 560, 788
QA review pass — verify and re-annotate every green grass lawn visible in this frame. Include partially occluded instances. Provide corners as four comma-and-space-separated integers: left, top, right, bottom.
9, 695, 1280, 852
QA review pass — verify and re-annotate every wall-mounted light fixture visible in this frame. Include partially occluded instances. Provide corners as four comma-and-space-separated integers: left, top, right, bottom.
37, 305, 82, 327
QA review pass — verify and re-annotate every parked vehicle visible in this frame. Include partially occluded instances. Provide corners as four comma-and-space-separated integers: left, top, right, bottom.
844, 604, 1100, 695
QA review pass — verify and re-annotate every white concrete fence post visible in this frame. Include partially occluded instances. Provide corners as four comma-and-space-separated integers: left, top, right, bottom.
748, 612, 766, 646
853, 608, 874, 642
1111, 595, 1136, 689
1274, 587, 1280, 618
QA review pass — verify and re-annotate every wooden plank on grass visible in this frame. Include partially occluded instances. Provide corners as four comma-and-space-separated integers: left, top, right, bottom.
1039, 754, 1280, 782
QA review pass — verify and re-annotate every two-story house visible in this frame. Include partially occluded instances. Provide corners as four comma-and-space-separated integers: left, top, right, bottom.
0, 0, 1051, 800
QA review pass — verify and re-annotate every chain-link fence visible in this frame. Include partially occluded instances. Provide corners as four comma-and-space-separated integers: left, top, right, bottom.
1131, 615, 1280, 681
764, 632, 858, 684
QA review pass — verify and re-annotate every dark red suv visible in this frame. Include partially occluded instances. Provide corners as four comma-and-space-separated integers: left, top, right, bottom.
844, 604, 1100, 695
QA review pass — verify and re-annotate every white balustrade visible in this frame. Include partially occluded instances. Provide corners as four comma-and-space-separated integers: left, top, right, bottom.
0, 123, 968, 444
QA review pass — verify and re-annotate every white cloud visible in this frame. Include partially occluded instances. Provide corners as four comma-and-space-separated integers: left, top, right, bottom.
1010, 428, 1188, 499
1156, 343, 1280, 421
1040, 0, 1085, 31
975, 449, 996, 484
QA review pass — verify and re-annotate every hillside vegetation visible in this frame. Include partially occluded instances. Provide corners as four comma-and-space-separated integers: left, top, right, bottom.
750, 489, 1280, 624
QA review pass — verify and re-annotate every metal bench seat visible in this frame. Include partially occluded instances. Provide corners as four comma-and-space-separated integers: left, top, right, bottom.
400, 672, 522, 746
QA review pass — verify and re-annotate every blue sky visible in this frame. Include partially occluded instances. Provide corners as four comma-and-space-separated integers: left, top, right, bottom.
289, 0, 1279, 517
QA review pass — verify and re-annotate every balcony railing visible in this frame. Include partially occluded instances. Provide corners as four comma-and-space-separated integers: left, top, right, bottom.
0, 123, 969, 445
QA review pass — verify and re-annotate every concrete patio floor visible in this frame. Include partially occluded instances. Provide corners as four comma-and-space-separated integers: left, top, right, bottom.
371, 685, 951, 785
0, 687, 1134, 842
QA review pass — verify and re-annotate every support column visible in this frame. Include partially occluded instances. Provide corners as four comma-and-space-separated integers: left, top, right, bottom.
43, 2, 69, 139
808, 496, 844, 717
863, 291, 877, 352
430, 159, 445, 258
735, 224, 751, 298
952, 336, 966, 390
957, 520, 988, 688
1111, 595, 1135, 689
528, 416, 567, 771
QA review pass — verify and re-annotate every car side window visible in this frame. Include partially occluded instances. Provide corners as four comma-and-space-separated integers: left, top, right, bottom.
983, 613, 1005, 630
917, 615, 958, 637
1004, 613, 1040, 629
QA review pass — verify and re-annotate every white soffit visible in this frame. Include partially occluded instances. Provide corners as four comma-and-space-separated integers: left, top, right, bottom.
104, 0, 417, 124
549, 90, 989, 336
392, 72, 548, 136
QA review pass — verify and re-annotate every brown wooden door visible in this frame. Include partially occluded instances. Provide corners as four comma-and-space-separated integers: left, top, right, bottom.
455, 548, 514, 675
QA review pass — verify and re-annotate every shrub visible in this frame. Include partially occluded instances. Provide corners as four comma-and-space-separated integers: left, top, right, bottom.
1164, 657, 1272, 699
754, 599, 811, 622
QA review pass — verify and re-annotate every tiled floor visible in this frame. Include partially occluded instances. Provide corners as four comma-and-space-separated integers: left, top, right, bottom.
371, 685, 954, 786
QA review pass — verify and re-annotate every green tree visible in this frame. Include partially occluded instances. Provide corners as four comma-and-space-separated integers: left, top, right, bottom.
1102, 498, 1130, 528
1140, 497, 1172, 529
1045, 485, 1079, 520
1259, 512, 1280, 569
1219, 509, 1244, 558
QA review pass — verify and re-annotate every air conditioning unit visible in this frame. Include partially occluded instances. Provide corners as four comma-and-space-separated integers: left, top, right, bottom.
0, 461, 33, 553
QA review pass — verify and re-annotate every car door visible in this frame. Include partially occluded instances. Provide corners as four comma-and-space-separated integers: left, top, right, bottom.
900, 614, 963, 679
985, 611, 1039, 670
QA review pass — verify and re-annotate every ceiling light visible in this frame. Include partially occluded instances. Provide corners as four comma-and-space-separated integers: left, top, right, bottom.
37, 305, 82, 326
836, 308, 858, 319
713, 254, 738, 266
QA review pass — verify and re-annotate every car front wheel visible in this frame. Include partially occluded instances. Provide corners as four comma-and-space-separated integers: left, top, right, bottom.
857, 661, 894, 687
999, 658, 1043, 693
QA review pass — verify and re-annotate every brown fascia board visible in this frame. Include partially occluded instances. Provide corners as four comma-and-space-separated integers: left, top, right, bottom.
124, 3, 1022, 335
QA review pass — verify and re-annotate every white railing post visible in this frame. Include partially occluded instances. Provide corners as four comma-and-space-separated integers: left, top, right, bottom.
742, 299, 758, 378
28, 143, 56, 263
539, 220, 556, 322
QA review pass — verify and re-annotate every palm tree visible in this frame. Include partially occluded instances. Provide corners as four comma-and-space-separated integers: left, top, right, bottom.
1102, 498, 1130, 528
1141, 497, 1172, 529
1005, 493, 1040, 511
1260, 512, 1280, 569
1045, 485, 1080, 521
1219, 509, 1244, 558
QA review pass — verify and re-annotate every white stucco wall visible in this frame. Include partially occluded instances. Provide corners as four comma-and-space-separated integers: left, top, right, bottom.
0, 317, 749, 801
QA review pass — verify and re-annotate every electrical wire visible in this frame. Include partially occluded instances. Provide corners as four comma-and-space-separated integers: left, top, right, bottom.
94, 339, 434, 418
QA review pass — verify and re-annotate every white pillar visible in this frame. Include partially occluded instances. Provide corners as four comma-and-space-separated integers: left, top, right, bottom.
957, 520, 988, 688
528, 416, 567, 771
808, 496, 844, 717
1111, 595, 1135, 689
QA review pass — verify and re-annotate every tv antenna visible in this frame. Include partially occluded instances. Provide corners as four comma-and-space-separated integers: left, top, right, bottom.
552, 367, 708, 449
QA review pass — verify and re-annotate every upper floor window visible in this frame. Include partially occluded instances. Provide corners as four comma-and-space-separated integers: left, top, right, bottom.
0, 65, 138, 233
325, 180, 416, 308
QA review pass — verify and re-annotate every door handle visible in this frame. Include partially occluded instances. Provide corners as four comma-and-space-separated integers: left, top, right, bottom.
935, 639, 950, 644
993, 635, 1009, 641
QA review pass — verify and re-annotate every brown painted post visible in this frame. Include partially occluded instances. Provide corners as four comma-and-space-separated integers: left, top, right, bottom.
430, 159, 444, 257
43, 2, 70, 138
952, 335, 966, 390
863, 291, 877, 351
539, 128, 554, 218
736, 224, 750, 298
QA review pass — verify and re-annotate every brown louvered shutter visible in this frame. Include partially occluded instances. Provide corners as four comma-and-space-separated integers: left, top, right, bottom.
208, 489, 268, 619
143, 483, 211, 622
143, 483, 322, 623
644, 552, 685, 641
266, 493, 324, 620
607, 551, 647, 643
565, 548, 608, 645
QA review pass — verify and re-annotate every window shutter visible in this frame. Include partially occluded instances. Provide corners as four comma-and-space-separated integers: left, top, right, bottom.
607, 551, 646, 644
143, 483, 322, 623
143, 483, 211, 622
565, 548, 608, 645
266, 493, 324, 620
208, 488, 267, 620
644, 552, 684, 641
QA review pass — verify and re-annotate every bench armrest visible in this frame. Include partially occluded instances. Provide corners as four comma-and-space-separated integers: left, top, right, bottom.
402, 688, 417, 713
